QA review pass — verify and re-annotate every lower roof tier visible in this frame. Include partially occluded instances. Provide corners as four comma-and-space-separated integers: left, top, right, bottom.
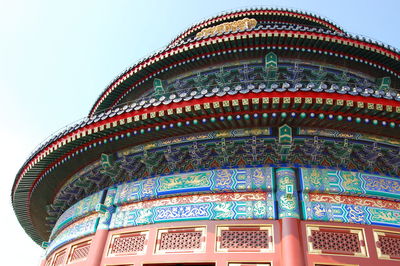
12, 56, 400, 247
21, 123, 400, 245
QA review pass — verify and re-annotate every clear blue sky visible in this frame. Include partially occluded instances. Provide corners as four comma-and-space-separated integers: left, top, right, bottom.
1, 0, 399, 264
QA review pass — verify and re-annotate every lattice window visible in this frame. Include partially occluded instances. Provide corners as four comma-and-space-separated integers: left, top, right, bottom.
106, 265, 134, 266
52, 250, 66, 266
111, 234, 145, 253
155, 227, 206, 254
160, 231, 202, 250
216, 226, 274, 253
315, 264, 358, 266
44, 256, 52, 266
229, 264, 271, 266
221, 230, 269, 249
108, 231, 148, 256
311, 230, 361, 253
378, 235, 400, 257
306, 225, 368, 257
374, 230, 400, 260
68, 240, 91, 263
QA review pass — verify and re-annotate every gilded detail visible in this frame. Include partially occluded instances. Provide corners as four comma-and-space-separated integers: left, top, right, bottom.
158, 172, 211, 192
196, 18, 257, 38
341, 172, 362, 193
308, 193, 400, 210
276, 168, 300, 218
301, 168, 400, 199
370, 208, 400, 223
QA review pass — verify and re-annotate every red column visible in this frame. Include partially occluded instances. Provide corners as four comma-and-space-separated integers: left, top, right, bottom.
85, 229, 109, 266
281, 218, 305, 266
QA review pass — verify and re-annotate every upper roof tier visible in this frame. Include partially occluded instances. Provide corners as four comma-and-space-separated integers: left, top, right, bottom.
89, 7, 400, 116
166, 8, 345, 47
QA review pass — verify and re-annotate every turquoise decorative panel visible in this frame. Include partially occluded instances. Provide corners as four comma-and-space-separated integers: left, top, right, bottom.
300, 168, 400, 200
97, 187, 117, 230
276, 168, 300, 219
50, 190, 104, 239
114, 167, 274, 206
110, 192, 275, 230
302, 193, 400, 228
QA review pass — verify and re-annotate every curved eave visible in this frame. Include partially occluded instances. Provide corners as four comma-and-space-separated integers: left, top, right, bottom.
12, 90, 400, 245
89, 29, 400, 115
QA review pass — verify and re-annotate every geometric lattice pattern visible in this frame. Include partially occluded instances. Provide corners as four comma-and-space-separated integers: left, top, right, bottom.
306, 225, 368, 257
52, 250, 66, 266
68, 241, 91, 263
378, 236, 400, 258
155, 227, 206, 254
108, 231, 148, 256
112, 235, 146, 253
221, 231, 269, 249
160, 231, 202, 250
374, 230, 400, 260
314, 265, 358, 266
229, 264, 271, 266
310, 230, 361, 253
216, 226, 274, 253
44, 257, 52, 266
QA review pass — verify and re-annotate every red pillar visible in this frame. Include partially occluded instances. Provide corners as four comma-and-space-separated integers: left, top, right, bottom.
281, 218, 305, 266
85, 229, 109, 266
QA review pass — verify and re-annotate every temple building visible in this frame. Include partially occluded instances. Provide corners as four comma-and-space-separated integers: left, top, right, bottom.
11, 7, 400, 266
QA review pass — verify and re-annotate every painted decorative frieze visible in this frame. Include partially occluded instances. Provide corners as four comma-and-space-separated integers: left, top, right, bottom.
50, 190, 104, 239
298, 128, 400, 147
302, 193, 400, 227
118, 128, 271, 157
114, 167, 274, 206
300, 168, 400, 200
110, 192, 275, 230
46, 214, 98, 256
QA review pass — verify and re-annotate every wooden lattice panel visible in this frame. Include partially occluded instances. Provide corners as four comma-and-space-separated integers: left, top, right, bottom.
315, 263, 360, 266
44, 256, 52, 266
52, 249, 66, 266
374, 230, 400, 261
155, 227, 206, 254
216, 225, 274, 252
108, 231, 148, 256
68, 240, 91, 263
229, 263, 271, 266
105, 265, 134, 266
306, 225, 368, 257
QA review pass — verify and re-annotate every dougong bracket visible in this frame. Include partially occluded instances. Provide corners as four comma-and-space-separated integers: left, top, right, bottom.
100, 153, 122, 183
